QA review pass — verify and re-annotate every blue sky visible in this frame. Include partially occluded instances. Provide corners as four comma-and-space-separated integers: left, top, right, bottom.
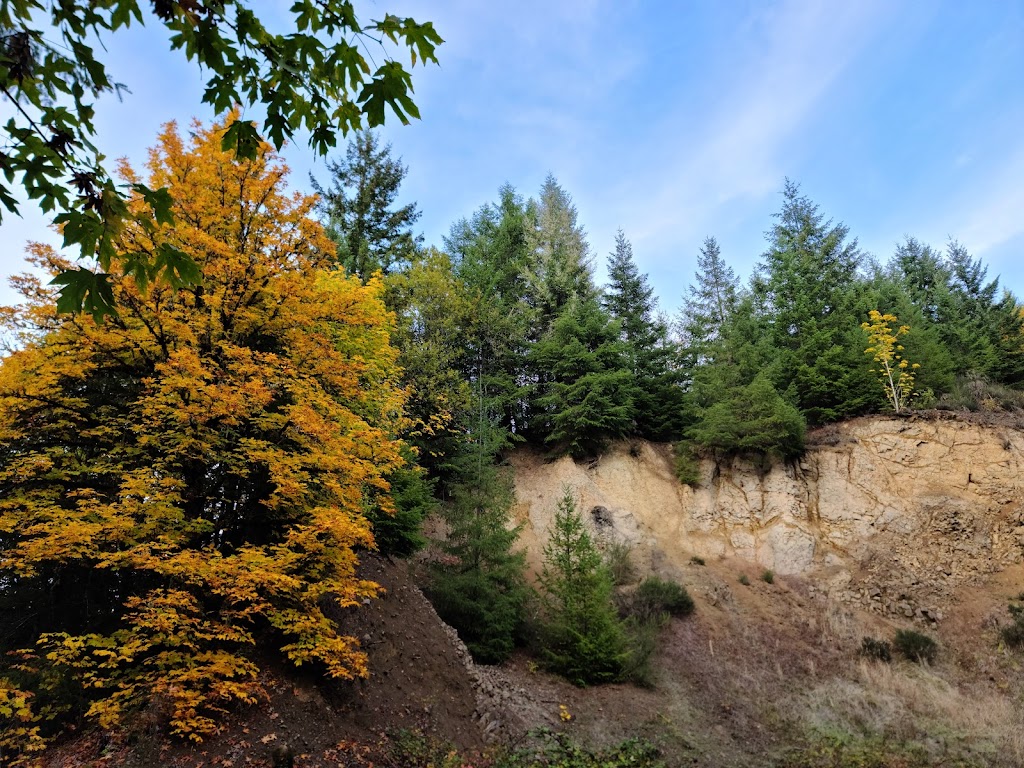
2, 0, 1023, 316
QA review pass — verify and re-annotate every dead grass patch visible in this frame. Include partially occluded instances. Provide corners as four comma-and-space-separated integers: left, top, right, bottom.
792, 659, 1024, 766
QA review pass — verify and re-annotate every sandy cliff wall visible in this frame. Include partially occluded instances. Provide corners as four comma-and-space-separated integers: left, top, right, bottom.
510, 415, 1024, 619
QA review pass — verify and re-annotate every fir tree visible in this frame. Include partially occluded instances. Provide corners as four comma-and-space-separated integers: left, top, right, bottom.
688, 373, 806, 459
428, 460, 529, 665
530, 296, 634, 457
680, 236, 739, 359
754, 180, 871, 424
603, 230, 687, 440
538, 490, 628, 686
312, 130, 422, 279
526, 175, 596, 336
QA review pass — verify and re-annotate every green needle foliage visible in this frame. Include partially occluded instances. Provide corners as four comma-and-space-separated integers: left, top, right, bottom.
538, 490, 628, 685
428, 462, 529, 665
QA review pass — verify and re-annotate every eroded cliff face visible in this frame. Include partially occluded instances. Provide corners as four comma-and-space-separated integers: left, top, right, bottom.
510, 415, 1024, 620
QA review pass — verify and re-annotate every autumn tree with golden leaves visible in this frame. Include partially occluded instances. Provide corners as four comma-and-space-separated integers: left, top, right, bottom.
0, 117, 408, 756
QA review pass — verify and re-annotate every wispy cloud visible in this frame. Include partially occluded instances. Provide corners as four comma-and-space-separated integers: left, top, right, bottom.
603, 0, 888, 262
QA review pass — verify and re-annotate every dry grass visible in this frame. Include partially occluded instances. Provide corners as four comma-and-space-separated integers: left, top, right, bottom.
793, 659, 1024, 766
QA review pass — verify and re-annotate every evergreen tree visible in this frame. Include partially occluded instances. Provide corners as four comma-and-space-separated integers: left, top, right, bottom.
445, 186, 536, 442
530, 296, 634, 457
428, 461, 529, 665
680, 236, 739, 359
688, 372, 806, 459
754, 180, 871, 424
603, 230, 687, 440
538, 490, 628, 686
526, 175, 596, 336
312, 130, 422, 279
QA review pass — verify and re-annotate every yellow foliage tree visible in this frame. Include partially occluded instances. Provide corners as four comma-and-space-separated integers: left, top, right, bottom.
861, 310, 920, 413
0, 116, 407, 753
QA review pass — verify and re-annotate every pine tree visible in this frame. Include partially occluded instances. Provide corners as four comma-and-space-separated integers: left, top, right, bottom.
538, 490, 628, 686
312, 130, 422, 279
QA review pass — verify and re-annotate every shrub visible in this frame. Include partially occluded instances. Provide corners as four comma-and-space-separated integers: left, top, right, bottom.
761, 569, 775, 584
672, 442, 701, 487
690, 555, 706, 566
738, 574, 750, 586
625, 578, 695, 623
860, 636, 893, 662
1001, 602, 1024, 648
893, 629, 937, 663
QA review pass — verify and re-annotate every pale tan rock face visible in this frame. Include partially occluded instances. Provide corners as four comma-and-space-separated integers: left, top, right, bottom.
509, 416, 1024, 617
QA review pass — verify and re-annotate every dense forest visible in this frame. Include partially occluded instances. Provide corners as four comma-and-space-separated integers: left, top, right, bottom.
2, 117, 1023, 762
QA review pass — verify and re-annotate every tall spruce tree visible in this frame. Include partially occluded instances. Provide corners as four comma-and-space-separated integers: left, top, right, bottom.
312, 130, 422, 279
603, 230, 687, 440
680, 236, 739, 360
754, 180, 873, 423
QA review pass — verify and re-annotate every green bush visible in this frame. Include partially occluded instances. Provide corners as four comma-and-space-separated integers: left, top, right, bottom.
622, 578, 695, 624
761, 569, 775, 584
859, 636, 892, 662
935, 374, 1024, 413
738, 573, 750, 586
893, 629, 937, 664
1001, 602, 1024, 648
784, 733, 937, 768
672, 442, 701, 486
518, 730, 665, 768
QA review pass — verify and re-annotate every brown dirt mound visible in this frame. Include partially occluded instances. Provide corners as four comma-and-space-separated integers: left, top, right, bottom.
37, 554, 485, 768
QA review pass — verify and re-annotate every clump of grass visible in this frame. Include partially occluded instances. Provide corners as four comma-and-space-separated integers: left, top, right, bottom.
860, 636, 892, 662
603, 540, 636, 586
893, 629, 937, 664
761, 569, 775, 584
690, 555, 705, 566
738, 573, 750, 586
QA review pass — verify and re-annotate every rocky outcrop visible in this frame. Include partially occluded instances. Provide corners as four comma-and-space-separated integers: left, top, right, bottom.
510, 414, 1024, 621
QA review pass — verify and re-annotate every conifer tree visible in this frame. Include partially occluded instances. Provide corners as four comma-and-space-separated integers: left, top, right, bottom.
754, 180, 872, 423
680, 236, 739, 359
603, 230, 687, 440
688, 373, 806, 458
526, 175, 596, 336
530, 296, 634, 457
428, 458, 529, 664
312, 130, 422, 279
538, 490, 628, 686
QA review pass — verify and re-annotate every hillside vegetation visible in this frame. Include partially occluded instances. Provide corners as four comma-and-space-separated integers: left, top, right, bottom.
3, 120, 1024, 767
